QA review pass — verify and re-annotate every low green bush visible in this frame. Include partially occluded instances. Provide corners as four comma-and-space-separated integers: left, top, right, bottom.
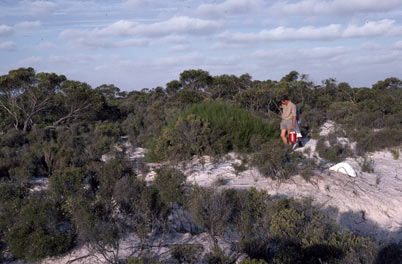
153, 167, 187, 205
374, 242, 402, 264
50, 167, 86, 202
6, 193, 73, 261
315, 135, 352, 163
204, 245, 236, 264
353, 128, 402, 155
251, 140, 303, 180
239, 258, 268, 264
126, 256, 162, 264
171, 244, 203, 264
237, 189, 376, 264
151, 102, 276, 161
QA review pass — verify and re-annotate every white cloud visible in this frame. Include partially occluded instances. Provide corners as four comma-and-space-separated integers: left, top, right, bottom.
123, 0, 158, 8
0, 25, 14, 37
36, 41, 57, 50
48, 54, 103, 65
168, 44, 191, 52
116, 38, 150, 47
343, 19, 402, 37
197, 0, 265, 17
60, 16, 222, 48
271, 0, 402, 16
252, 46, 351, 64
138, 16, 222, 36
15, 21, 41, 31
216, 20, 402, 45
16, 56, 44, 67
61, 16, 221, 39
394, 40, 402, 49
159, 35, 189, 44
62, 36, 150, 50
30, 1, 57, 16
218, 24, 342, 43
0, 41, 17, 51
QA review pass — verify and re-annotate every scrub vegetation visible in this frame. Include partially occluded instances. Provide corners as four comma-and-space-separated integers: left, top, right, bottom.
0, 67, 401, 263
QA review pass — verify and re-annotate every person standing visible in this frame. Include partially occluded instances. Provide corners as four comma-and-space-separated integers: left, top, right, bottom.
280, 95, 297, 147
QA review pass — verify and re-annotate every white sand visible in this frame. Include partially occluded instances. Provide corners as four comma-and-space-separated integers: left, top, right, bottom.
16, 123, 402, 263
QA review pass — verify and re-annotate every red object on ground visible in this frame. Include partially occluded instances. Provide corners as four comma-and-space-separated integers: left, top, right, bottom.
288, 131, 297, 143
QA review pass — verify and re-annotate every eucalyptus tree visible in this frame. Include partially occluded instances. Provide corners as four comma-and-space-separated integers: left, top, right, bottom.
0, 67, 65, 132
179, 69, 212, 91
52, 80, 103, 126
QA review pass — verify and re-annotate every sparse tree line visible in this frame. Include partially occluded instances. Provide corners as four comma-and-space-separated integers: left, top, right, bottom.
0, 67, 401, 263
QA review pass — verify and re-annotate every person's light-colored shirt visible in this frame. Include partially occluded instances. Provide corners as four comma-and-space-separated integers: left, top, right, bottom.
281, 101, 296, 121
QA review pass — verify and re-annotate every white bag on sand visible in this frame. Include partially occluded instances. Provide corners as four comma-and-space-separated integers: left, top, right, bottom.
329, 162, 357, 177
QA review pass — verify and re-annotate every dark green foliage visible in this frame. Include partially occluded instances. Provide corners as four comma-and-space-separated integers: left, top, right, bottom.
1, 67, 401, 263
153, 102, 276, 161
187, 187, 236, 242
0, 182, 28, 241
239, 258, 268, 264
315, 134, 352, 163
6, 193, 73, 261
153, 167, 187, 205
237, 189, 375, 264
49, 167, 86, 202
171, 244, 203, 263
353, 128, 402, 155
181, 102, 276, 150
126, 256, 163, 264
204, 245, 236, 264
251, 140, 302, 180
374, 242, 402, 264
179, 69, 212, 91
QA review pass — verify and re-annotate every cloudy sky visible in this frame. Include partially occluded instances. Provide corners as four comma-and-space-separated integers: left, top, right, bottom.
1, 0, 402, 91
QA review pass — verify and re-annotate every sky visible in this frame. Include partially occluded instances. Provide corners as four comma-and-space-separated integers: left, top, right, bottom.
1, 0, 402, 91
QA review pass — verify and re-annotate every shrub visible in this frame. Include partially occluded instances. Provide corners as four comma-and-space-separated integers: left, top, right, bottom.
239, 258, 268, 264
374, 242, 402, 264
187, 186, 235, 244
153, 114, 216, 161
153, 167, 187, 205
152, 102, 276, 161
6, 193, 73, 261
126, 256, 162, 264
251, 140, 302, 180
171, 244, 203, 264
0, 182, 28, 240
49, 167, 86, 202
327, 101, 359, 125
204, 245, 236, 264
353, 128, 402, 155
237, 189, 376, 264
315, 135, 352, 163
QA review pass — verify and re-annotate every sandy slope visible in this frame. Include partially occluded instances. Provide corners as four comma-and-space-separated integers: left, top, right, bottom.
135, 142, 402, 245
13, 123, 402, 263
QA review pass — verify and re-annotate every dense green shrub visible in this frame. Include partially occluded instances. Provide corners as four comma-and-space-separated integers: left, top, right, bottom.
353, 128, 402, 155
251, 140, 302, 180
126, 256, 162, 264
315, 134, 353, 163
237, 189, 375, 264
239, 258, 268, 264
50, 167, 86, 202
152, 114, 216, 161
374, 242, 402, 264
204, 245, 236, 264
171, 244, 203, 264
0, 182, 28, 240
6, 193, 73, 261
153, 167, 187, 205
187, 186, 236, 243
152, 102, 276, 161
